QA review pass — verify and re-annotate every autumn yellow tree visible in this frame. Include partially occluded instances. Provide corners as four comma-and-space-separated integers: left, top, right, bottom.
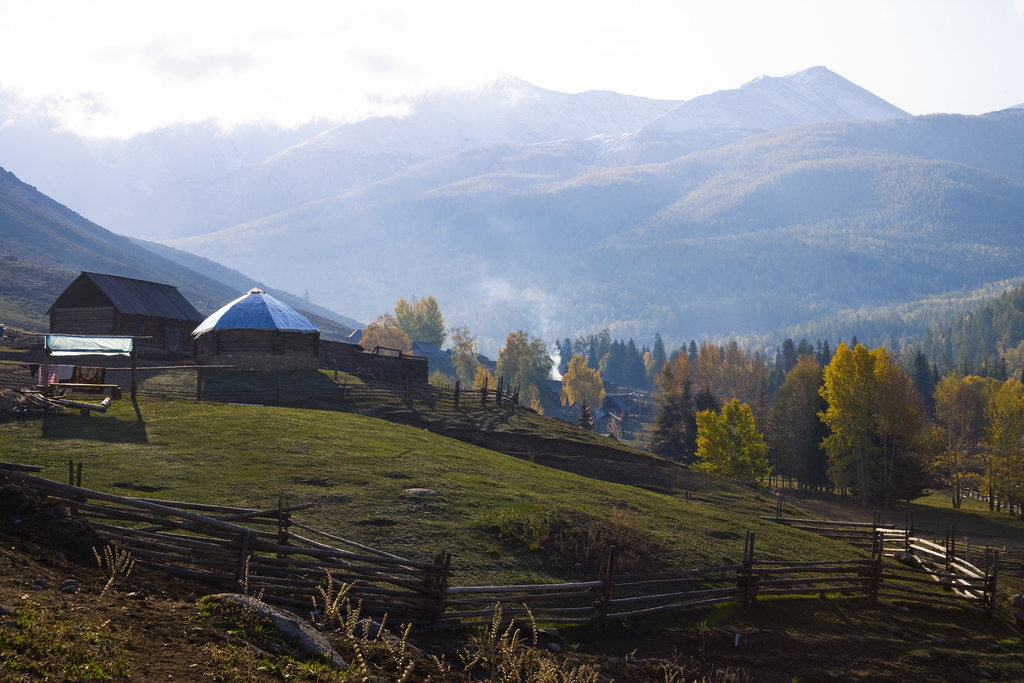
360, 314, 410, 354
819, 343, 879, 507
394, 295, 446, 348
473, 365, 495, 391
872, 348, 927, 507
982, 378, 1024, 513
694, 399, 770, 482
559, 354, 605, 409
934, 373, 991, 509
526, 384, 544, 415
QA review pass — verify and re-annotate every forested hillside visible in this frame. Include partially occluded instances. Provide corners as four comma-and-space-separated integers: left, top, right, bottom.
918, 279, 1024, 377
172, 110, 1024, 351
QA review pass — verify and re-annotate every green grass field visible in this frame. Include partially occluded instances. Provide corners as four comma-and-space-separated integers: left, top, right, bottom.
0, 394, 858, 587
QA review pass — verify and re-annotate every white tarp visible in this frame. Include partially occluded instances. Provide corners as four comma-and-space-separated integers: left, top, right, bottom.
46, 335, 133, 357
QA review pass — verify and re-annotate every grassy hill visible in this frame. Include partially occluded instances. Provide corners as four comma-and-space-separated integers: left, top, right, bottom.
0, 392, 854, 586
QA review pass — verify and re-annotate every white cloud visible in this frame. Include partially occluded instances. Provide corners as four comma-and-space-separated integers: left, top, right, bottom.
0, 0, 1022, 137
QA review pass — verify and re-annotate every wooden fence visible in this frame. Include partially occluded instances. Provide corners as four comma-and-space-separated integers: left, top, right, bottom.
198, 373, 520, 411
1, 466, 450, 626
764, 500, 1024, 579
2, 465, 1003, 631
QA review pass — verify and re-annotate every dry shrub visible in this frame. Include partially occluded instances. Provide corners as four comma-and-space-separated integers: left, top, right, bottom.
460, 604, 599, 683
553, 506, 652, 573
490, 505, 655, 573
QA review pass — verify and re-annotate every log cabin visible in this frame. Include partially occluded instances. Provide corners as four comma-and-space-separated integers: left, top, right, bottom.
47, 272, 203, 355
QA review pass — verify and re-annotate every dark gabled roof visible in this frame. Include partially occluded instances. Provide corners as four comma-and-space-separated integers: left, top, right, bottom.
49, 272, 203, 322
602, 395, 631, 413
410, 341, 441, 355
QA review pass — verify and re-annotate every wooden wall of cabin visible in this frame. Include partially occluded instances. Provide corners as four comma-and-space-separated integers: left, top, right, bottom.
117, 314, 198, 354
50, 307, 116, 335
195, 330, 319, 356
194, 329, 320, 371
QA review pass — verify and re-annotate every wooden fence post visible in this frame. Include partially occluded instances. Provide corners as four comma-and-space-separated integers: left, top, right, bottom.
68, 460, 78, 516
235, 530, 252, 593
277, 497, 290, 554
454, 380, 460, 410
481, 377, 488, 406
430, 551, 452, 632
130, 349, 137, 400
597, 545, 616, 627
870, 530, 883, 604
744, 531, 756, 608
497, 376, 503, 406
988, 550, 1000, 619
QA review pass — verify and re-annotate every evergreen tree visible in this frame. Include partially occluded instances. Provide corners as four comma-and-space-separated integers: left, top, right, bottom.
652, 333, 667, 373
695, 386, 721, 415
651, 378, 697, 462
996, 355, 1009, 382
577, 400, 594, 431
623, 337, 646, 388
688, 340, 698, 364
796, 338, 815, 357
601, 339, 626, 385
781, 338, 798, 373
817, 339, 833, 366
911, 350, 936, 415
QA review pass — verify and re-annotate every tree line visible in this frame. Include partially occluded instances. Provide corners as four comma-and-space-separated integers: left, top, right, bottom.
650, 336, 1024, 516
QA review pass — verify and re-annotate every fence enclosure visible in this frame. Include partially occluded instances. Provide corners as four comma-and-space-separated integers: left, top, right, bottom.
1, 465, 1005, 631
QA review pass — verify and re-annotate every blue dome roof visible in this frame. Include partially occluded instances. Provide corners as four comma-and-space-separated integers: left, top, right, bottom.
193, 288, 319, 336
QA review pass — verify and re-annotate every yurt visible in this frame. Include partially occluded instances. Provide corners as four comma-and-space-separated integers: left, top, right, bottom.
192, 288, 320, 371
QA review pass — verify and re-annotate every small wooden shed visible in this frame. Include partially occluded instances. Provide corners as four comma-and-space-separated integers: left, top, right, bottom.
192, 287, 320, 372
48, 272, 203, 354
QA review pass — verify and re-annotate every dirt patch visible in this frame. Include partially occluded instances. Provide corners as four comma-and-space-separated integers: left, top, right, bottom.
0, 483, 103, 565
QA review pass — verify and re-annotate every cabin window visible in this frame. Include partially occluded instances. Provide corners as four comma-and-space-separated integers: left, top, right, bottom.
168, 328, 182, 351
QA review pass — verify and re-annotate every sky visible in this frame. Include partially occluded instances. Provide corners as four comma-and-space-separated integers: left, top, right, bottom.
0, 0, 1023, 139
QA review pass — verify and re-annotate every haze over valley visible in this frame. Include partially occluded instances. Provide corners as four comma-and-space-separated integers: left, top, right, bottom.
4, 64, 1024, 354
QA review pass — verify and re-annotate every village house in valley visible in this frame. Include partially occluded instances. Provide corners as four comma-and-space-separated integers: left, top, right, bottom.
48, 272, 203, 355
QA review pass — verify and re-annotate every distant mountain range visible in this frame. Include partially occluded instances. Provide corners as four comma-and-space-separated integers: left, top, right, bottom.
3, 67, 1023, 353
